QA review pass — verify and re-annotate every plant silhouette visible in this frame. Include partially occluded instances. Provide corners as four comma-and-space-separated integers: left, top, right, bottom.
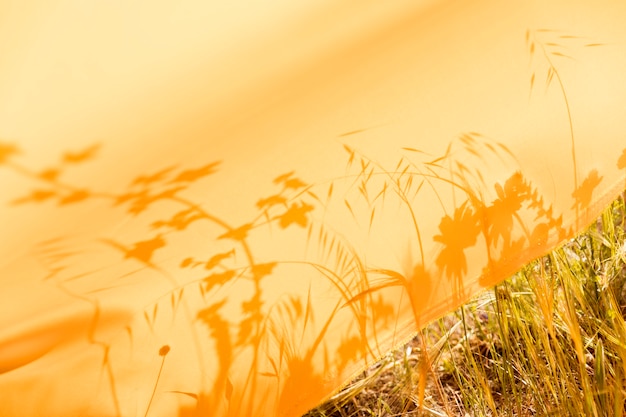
1, 138, 388, 416
0, 28, 623, 417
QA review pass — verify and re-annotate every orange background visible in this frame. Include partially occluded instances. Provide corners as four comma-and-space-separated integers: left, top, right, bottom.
1, 1, 626, 416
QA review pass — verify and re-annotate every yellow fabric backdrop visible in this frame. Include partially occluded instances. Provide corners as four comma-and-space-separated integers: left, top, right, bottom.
1, 1, 626, 416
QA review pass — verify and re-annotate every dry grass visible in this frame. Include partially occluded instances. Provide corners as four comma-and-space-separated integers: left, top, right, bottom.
304, 193, 626, 417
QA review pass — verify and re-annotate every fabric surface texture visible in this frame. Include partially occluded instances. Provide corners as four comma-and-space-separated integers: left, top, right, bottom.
1, 1, 626, 416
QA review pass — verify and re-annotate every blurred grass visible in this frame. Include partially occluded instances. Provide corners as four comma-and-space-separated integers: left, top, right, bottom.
304, 192, 626, 416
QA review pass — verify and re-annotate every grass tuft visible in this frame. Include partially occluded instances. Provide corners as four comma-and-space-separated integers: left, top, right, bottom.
305, 192, 626, 416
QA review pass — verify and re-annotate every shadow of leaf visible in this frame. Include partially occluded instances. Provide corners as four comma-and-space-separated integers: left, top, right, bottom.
117, 187, 185, 215
273, 171, 295, 184
0, 142, 20, 164
58, 189, 91, 205
62, 143, 101, 164
251, 262, 276, 280
256, 194, 287, 210
100, 235, 166, 265
11, 189, 57, 205
130, 165, 177, 187
152, 207, 204, 231
284, 177, 307, 190
571, 169, 603, 210
202, 250, 235, 270
218, 224, 252, 241
125, 235, 166, 263
277, 202, 314, 229
169, 162, 221, 184
38, 168, 61, 181
203, 270, 236, 293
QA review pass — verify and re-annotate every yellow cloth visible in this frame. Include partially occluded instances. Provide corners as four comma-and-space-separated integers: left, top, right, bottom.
1, 1, 626, 416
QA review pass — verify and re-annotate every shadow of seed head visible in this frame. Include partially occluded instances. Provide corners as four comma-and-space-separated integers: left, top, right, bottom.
159, 345, 170, 356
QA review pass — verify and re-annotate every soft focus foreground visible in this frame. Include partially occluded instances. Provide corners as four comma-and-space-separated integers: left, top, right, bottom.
306, 193, 626, 416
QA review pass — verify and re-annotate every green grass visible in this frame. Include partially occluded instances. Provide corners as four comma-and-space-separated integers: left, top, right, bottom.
304, 192, 626, 417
